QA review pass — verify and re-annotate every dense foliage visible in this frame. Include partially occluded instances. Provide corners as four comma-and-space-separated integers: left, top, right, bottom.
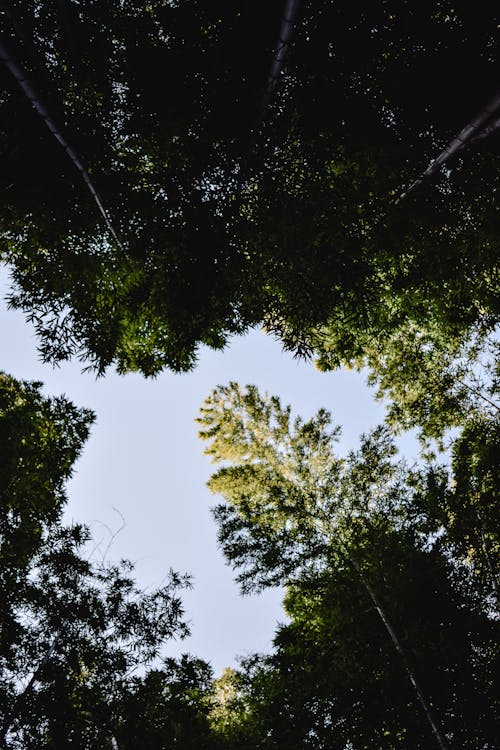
198, 383, 499, 749
0, 2, 498, 747
1, 1, 498, 383
0, 375, 196, 748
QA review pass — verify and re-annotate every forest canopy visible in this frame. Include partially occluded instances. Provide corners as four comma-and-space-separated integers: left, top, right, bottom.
0, 0, 498, 386
0, 1, 499, 748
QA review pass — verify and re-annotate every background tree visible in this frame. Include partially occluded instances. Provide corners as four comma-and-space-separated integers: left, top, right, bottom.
0, 524, 191, 749
116, 655, 219, 750
416, 413, 500, 604
198, 382, 499, 748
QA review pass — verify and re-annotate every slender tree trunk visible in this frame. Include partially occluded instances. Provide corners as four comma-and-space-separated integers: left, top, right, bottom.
0, 35, 123, 249
350, 557, 451, 750
230, 0, 302, 239
255, 0, 301, 127
397, 88, 500, 202
315, 510, 450, 749
473, 114, 500, 141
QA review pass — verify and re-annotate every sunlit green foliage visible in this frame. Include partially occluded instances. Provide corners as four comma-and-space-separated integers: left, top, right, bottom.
198, 383, 499, 748
315, 323, 499, 441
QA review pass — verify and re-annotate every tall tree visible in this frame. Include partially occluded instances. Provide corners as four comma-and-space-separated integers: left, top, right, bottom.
198, 383, 499, 748
0, 374, 191, 748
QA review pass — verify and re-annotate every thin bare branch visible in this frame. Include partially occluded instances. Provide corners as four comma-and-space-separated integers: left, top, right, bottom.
100, 507, 127, 563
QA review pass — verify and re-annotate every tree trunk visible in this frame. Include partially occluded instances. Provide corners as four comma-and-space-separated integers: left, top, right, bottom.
0, 34, 123, 249
319, 511, 450, 750
397, 88, 500, 202
351, 558, 450, 750
255, 0, 301, 127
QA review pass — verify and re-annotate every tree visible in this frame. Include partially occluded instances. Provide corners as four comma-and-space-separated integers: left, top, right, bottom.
220, 543, 499, 750
115, 655, 219, 750
0, 374, 191, 748
315, 321, 499, 442
0, 371, 92, 589
208, 665, 264, 749
0, 524, 191, 749
417, 413, 500, 604
0, 1, 498, 374
198, 382, 499, 748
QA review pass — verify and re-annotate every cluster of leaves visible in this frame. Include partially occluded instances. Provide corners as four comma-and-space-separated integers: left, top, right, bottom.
0, 371, 92, 586
315, 321, 500, 441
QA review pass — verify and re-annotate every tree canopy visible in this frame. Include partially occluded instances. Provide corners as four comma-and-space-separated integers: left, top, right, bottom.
0, 374, 197, 748
1, 2, 499, 746
0, 371, 92, 579
198, 382, 499, 749
1, 1, 498, 378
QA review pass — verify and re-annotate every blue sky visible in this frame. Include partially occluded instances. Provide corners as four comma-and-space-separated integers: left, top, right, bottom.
0, 265, 419, 675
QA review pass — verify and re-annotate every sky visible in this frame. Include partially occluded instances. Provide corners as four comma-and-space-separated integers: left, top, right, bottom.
0, 265, 419, 676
